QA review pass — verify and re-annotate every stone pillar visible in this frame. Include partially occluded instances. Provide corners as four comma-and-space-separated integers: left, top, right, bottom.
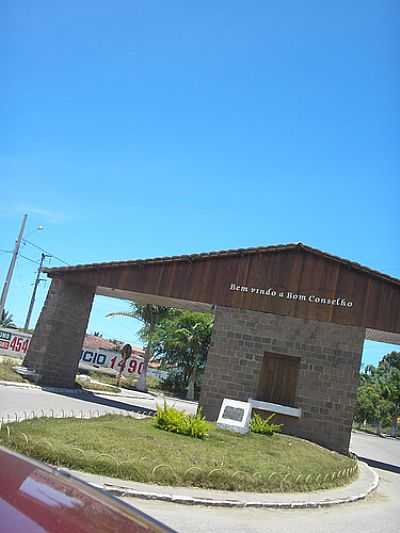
23, 278, 95, 388
200, 306, 365, 453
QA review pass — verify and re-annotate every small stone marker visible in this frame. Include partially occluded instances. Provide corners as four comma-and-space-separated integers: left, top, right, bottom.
217, 399, 252, 434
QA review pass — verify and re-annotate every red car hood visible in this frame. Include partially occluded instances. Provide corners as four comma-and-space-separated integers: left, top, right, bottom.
0, 446, 175, 533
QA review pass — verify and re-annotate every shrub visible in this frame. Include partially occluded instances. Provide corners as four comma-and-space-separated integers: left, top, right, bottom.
155, 402, 209, 439
146, 376, 161, 389
250, 413, 283, 436
159, 370, 187, 397
181, 409, 209, 439
155, 402, 186, 432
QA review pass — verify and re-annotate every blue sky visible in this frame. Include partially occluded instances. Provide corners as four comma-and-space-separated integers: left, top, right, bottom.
1, 1, 399, 366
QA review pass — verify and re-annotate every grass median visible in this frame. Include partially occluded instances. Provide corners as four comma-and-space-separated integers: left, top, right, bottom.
75, 376, 121, 393
0, 359, 27, 383
0, 361, 120, 393
0, 415, 357, 493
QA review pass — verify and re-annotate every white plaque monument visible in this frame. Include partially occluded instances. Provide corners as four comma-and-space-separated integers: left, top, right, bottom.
216, 398, 252, 434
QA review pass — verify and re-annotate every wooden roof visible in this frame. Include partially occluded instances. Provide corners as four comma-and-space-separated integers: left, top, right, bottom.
45, 243, 400, 287
43, 243, 400, 335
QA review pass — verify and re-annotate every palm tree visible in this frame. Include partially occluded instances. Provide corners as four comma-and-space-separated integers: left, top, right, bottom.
0, 309, 16, 328
106, 303, 171, 392
173, 320, 213, 400
152, 310, 213, 400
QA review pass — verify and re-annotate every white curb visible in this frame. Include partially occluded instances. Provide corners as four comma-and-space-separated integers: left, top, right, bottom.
90, 462, 378, 508
0, 410, 379, 509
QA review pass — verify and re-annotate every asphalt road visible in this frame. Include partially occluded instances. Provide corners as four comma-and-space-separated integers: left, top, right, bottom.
0, 385, 197, 420
1, 385, 399, 532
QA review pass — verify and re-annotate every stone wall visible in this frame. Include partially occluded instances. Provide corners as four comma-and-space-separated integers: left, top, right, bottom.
23, 278, 95, 388
200, 306, 365, 453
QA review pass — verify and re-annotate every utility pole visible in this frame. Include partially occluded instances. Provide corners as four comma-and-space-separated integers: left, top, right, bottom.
24, 252, 47, 331
0, 214, 28, 320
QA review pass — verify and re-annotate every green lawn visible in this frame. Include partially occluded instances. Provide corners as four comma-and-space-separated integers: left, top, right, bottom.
86, 370, 160, 391
76, 376, 121, 393
0, 415, 357, 493
86, 371, 120, 387
0, 359, 27, 383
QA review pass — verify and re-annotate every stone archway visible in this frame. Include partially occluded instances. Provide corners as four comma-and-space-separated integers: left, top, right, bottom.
22, 243, 400, 452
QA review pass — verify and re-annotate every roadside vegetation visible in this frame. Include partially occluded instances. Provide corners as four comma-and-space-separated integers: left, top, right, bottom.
152, 310, 213, 400
355, 351, 400, 437
353, 421, 394, 436
84, 369, 162, 394
84, 370, 119, 387
0, 309, 16, 328
0, 359, 27, 383
75, 376, 121, 393
106, 303, 213, 399
85, 370, 139, 390
0, 415, 357, 493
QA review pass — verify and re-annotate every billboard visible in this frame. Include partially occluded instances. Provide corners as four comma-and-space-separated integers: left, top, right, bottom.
0, 328, 145, 377
79, 347, 144, 377
0, 328, 31, 358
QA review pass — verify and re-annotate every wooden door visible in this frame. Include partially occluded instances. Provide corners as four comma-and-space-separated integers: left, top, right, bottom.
256, 352, 300, 407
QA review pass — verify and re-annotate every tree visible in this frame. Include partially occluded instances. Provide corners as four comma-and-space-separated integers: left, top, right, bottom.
0, 309, 16, 328
153, 310, 214, 400
354, 381, 391, 432
377, 352, 400, 436
379, 351, 400, 372
355, 352, 400, 436
106, 303, 171, 392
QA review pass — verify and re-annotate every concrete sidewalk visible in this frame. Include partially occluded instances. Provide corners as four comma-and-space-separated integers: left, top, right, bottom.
0, 379, 153, 400
62, 461, 378, 509
0, 379, 197, 407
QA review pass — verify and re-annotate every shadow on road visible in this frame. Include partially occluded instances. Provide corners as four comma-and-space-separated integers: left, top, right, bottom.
357, 456, 400, 475
43, 388, 156, 417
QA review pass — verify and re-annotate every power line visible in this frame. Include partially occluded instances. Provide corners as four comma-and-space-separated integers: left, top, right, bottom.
22, 239, 70, 266
19, 254, 40, 265
2, 248, 44, 265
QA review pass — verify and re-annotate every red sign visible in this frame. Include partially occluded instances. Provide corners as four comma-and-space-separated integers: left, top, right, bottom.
0, 329, 31, 358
